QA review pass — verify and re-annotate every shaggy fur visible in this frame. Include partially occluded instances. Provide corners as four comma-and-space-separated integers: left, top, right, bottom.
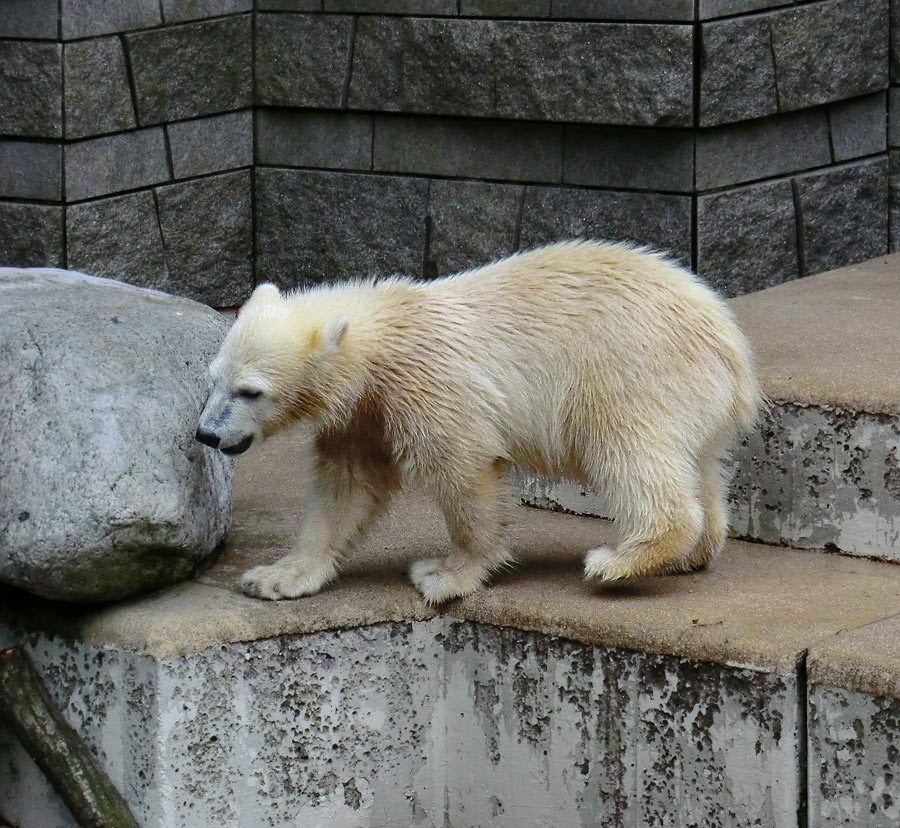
196, 240, 761, 604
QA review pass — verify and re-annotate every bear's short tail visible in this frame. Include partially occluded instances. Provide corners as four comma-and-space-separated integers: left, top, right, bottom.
724, 326, 765, 433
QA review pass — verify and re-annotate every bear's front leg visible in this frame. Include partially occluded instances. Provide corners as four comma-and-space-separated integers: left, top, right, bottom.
410, 460, 512, 605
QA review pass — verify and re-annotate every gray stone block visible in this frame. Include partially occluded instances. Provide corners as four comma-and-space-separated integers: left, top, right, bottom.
893, 0, 900, 84
551, 0, 694, 20
374, 115, 562, 182
770, 0, 888, 114
60, 0, 162, 39
519, 187, 692, 265
564, 125, 693, 191
828, 93, 888, 161
891, 150, 900, 252
325, 0, 457, 11
127, 15, 252, 126
161, 0, 252, 22
699, 15, 777, 126
461, 0, 549, 16
890, 89, 900, 147
349, 18, 694, 127
256, 109, 372, 170
65, 129, 170, 202
167, 111, 253, 179
795, 158, 888, 276
0, 41, 62, 139
0, 268, 232, 602
808, 685, 900, 828
0, 142, 62, 201
0, 0, 59, 38
697, 179, 798, 296
156, 171, 253, 307
255, 168, 429, 289
0, 202, 63, 268
257, 0, 322, 8
63, 37, 136, 140
255, 13, 354, 108
66, 191, 169, 288
425, 180, 522, 278
696, 109, 831, 191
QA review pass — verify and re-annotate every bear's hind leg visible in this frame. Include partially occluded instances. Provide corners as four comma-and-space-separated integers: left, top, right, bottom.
410, 460, 512, 605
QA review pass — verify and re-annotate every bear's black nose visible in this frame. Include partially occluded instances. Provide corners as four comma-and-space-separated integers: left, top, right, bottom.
195, 428, 220, 449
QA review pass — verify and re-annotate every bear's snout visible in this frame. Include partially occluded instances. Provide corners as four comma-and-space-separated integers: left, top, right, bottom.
195, 428, 220, 449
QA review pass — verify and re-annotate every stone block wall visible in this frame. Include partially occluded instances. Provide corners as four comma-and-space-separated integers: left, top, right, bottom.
0, 0, 894, 306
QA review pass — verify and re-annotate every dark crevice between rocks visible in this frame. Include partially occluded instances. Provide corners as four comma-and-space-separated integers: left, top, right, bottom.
797, 651, 809, 828
339, 16, 358, 111
767, 21, 782, 114
513, 185, 526, 252
119, 35, 141, 130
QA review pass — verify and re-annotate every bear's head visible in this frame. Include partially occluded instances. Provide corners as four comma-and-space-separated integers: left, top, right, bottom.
196, 283, 350, 455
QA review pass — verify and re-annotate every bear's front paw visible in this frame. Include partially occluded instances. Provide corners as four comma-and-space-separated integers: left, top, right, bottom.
408, 557, 487, 605
240, 559, 334, 601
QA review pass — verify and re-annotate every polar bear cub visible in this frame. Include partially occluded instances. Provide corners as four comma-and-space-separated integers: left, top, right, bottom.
196, 240, 761, 605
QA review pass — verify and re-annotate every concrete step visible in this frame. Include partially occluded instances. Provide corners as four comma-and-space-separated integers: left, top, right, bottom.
519, 253, 900, 564
3, 434, 900, 827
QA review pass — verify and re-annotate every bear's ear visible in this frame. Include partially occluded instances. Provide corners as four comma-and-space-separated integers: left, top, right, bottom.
323, 316, 349, 354
245, 283, 281, 307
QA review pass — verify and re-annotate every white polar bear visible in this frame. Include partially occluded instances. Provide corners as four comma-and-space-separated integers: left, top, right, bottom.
196, 240, 761, 605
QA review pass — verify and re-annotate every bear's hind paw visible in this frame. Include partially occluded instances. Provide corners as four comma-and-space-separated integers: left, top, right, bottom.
409, 558, 486, 605
240, 560, 334, 601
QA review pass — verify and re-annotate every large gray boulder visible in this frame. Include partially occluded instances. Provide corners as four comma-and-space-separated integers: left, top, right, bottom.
0, 268, 232, 602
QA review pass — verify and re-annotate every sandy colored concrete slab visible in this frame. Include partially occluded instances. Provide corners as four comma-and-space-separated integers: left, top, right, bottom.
5, 431, 900, 676
730, 254, 900, 414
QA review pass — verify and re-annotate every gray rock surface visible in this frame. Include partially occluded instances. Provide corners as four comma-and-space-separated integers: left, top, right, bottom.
0, 268, 233, 602
0, 41, 62, 139
0, 203, 63, 269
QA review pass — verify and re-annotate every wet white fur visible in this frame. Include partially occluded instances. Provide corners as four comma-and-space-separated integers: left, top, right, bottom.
198, 240, 762, 604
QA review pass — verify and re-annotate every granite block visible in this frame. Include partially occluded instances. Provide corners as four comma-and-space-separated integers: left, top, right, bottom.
0, 41, 62, 139
461, 0, 549, 16
156, 171, 253, 307
0, 0, 59, 38
890, 89, 900, 147
66, 191, 169, 288
696, 109, 831, 191
425, 180, 522, 279
373, 115, 562, 182
564, 125, 693, 191
828, 93, 888, 161
348, 18, 694, 127
65, 129, 170, 202
255, 13, 354, 108
167, 111, 253, 179
0, 142, 62, 202
551, 0, 694, 20
795, 158, 888, 276
518, 187, 692, 265
127, 15, 252, 126
256, 110, 372, 170
0, 202, 63, 268
161, 0, 253, 22
60, 0, 161, 39
698, 0, 797, 18
892, 150, 900, 252
255, 169, 428, 289
324, 0, 457, 11
63, 37, 136, 140
893, 0, 900, 84
256, 0, 322, 8
696, 179, 798, 296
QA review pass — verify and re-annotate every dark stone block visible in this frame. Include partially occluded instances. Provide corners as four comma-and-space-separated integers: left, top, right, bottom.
0, 142, 62, 201
256, 14, 353, 108
0, 202, 63, 267
373, 115, 562, 182
65, 129, 170, 202
890, 89, 900, 147
257, 110, 372, 170
827, 94, 887, 162
891, 150, 900, 252
0, 41, 62, 139
425, 180, 522, 279
564, 125, 693, 191
167, 111, 253, 179
771, 0, 888, 114
127, 15, 252, 126
162, 0, 252, 22
518, 187, 691, 264
325, 0, 457, 11
66, 191, 169, 287
461, 0, 549, 16
60, 0, 161, 39
156, 171, 253, 307
551, 0, 694, 21
699, 16, 777, 126
893, 0, 900, 84
349, 18, 694, 126
696, 109, 831, 191
796, 158, 888, 275
257, 0, 322, 8
255, 169, 428, 289
63, 37, 136, 140
0, 0, 59, 38
696, 179, 799, 296
698, 0, 793, 19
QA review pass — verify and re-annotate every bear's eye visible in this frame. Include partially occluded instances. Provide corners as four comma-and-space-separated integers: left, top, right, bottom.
237, 389, 263, 400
